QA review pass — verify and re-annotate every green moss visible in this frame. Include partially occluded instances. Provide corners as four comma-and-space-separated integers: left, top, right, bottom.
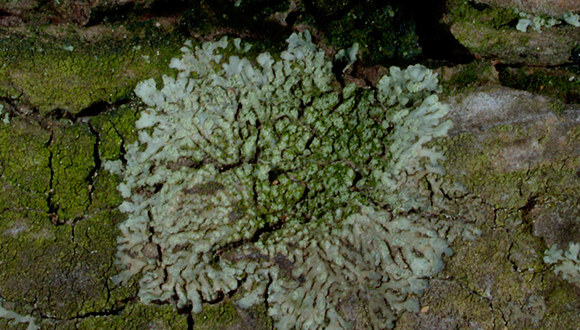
446, 0, 518, 30
444, 0, 515, 53
445, 225, 550, 327
0, 24, 183, 115
0, 91, 140, 223
87, 103, 140, 211
440, 60, 499, 94
1, 212, 85, 317
445, 63, 482, 89
543, 282, 580, 327
441, 121, 580, 210
448, 20, 515, 56
192, 300, 273, 330
0, 117, 51, 212
0, 107, 142, 324
498, 66, 580, 104
0, 203, 133, 322
439, 206, 580, 328
47, 123, 95, 223
430, 107, 580, 327
180, 0, 290, 44
319, 2, 421, 65
445, 0, 578, 65
89, 103, 139, 161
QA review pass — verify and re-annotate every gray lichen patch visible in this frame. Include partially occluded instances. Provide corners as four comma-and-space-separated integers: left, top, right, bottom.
107, 31, 479, 329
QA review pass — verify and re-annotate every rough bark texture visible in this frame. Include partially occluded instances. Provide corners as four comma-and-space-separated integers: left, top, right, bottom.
0, 0, 579, 329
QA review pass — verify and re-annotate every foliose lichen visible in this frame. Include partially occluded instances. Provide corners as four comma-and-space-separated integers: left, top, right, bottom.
516, 10, 580, 32
106, 31, 474, 329
0, 301, 38, 330
544, 242, 580, 284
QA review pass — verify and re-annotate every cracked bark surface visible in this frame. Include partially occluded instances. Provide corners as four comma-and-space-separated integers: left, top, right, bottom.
0, 0, 579, 329
1, 70, 578, 330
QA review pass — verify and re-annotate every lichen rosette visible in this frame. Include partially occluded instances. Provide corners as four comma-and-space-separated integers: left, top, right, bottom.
105, 31, 470, 329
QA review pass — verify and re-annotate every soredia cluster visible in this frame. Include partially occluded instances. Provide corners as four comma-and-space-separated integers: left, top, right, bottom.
105, 31, 466, 329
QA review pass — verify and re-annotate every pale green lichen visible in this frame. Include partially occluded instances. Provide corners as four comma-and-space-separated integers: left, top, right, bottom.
516, 10, 580, 32
544, 242, 580, 284
0, 301, 38, 330
107, 31, 475, 329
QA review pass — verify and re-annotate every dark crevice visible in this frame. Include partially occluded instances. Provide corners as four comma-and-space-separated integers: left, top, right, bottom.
424, 176, 435, 207
149, 0, 192, 17
352, 170, 363, 188
186, 311, 194, 330
250, 215, 289, 243
302, 0, 357, 21
495, 63, 580, 70
40, 99, 132, 124
518, 195, 538, 214
217, 159, 245, 173
303, 130, 316, 152
268, 168, 282, 184
468, 0, 491, 11
247, 118, 262, 165
86, 123, 101, 206
205, 291, 226, 305
213, 212, 288, 262
285, 10, 300, 27
110, 119, 128, 166
86, 2, 136, 26
506, 241, 519, 272
518, 195, 538, 227
0, 97, 134, 131
87, 0, 190, 27
72, 306, 126, 319
75, 100, 130, 121
44, 108, 75, 122
408, 0, 475, 63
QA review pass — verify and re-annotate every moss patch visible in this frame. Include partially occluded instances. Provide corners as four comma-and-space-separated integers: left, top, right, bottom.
0, 24, 183, 115
192, 299, 273, 330
316, 2, 421, 65
0, 116, 51, 212
439, 60, 500, 94
46, 123, 95, 224
498, 66, 580, 104
420, 107, 580, 328
0, 103, 142, 325
445, 0, 579, 65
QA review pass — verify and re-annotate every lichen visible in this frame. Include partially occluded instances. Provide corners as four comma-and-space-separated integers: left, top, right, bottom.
0, 301, 39, 330
107, 31, 476, 329
515, 10, 580, 33
544, 242, 580, 284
